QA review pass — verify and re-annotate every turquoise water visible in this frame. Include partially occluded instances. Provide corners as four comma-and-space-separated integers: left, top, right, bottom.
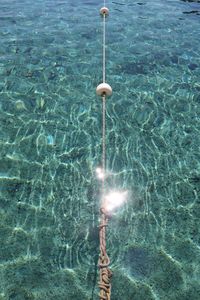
0, 0, 200, 299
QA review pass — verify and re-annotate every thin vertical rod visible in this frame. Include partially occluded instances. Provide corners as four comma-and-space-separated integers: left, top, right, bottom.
102, 94, 106, 194
103, 13, 106, 83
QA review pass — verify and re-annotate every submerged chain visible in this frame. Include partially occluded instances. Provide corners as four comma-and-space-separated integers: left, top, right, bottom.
99, 209, 112, 300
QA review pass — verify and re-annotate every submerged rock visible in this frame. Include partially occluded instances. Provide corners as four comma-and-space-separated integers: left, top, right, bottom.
15, 100, 27, 111
188, 63, 198, 70
36, 97, 45, 109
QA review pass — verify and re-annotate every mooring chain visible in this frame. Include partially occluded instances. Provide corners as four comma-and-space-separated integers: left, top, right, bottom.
96, 5, 113, 300
98, 212, 112, 300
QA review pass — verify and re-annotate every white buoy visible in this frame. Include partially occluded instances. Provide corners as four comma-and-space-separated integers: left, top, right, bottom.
96, 83, 112, 97
100, 7, 109, 16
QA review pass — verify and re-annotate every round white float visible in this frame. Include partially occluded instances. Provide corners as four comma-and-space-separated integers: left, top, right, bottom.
96, 83, 112, 97
100, 7, 109, 16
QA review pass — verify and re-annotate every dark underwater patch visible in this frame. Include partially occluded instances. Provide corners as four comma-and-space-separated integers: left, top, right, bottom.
183, 10, 200, 14
188, 63, 198, 70
180, 0, 200, 3
124, 246, 154, 279
112, 1, 126, 5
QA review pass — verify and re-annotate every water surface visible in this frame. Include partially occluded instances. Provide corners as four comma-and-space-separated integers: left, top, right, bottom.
0, 0, 200, 299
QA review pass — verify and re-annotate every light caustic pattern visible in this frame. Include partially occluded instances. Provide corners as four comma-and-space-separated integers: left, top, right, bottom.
0, 0, 200, 299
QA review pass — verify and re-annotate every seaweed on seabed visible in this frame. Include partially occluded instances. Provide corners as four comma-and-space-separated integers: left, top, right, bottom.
6, 285, 35, 300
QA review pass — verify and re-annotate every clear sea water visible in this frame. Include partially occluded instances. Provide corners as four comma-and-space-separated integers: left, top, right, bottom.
0, 0, 200, 299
